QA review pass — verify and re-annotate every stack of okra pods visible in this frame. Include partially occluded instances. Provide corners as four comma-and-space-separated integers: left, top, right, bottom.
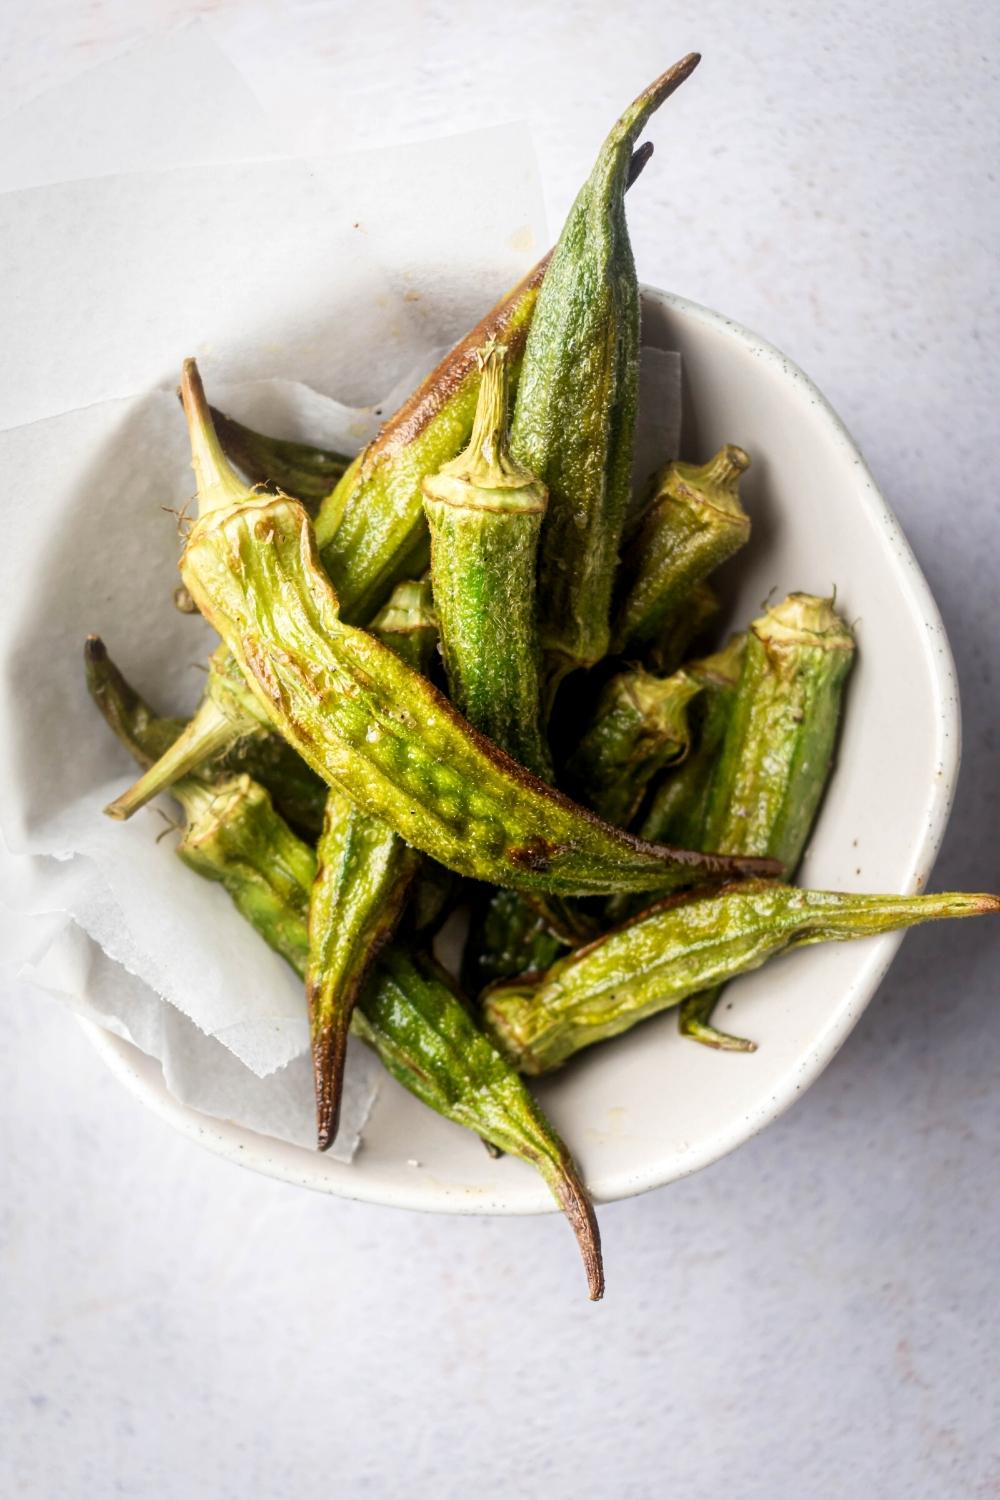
90, 55, 997, 1298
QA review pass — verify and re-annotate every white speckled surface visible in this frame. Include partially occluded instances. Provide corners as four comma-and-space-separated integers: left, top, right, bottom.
2, 3, 998, 1496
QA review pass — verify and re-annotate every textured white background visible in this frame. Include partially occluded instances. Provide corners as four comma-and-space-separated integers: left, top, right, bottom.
2, 2, 998, 1496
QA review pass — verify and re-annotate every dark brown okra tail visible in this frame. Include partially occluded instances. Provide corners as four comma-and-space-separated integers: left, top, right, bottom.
308, 1004, 352, 1152
627, 139, 655, 186
544, 1150, 605, 1301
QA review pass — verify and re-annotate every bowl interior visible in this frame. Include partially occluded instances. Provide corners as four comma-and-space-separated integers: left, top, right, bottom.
84, 288, 960, 1213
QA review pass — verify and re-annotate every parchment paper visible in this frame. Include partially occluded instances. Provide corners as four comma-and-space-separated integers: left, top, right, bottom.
0, 30, 679, 1154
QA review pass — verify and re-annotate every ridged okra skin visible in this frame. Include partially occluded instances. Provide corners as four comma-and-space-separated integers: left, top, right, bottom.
176, 775, 317, 967
85, 643, 605, 1298
356, 948, 603, 1297
314, 258, 549, 624
307, 788, 421, 1149
308, 576, 437, 1150
511, 56, 701, 677
483, 882, 999, 1075
98, 639, 327, 838
643, 580, 721, 677
195, 802, 602, 1297
564, 665, 702, 827
700, 594, 856, 869
210, 405, 350, 513
181, 490, 778, 898
675, 593, 856, 1049
636, 635, 747, 852
423, 342, 550, 779
368, 577, 438, 675
614, 445, 751, 654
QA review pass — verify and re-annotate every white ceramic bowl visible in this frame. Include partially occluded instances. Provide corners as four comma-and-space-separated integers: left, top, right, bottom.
82, 286, 961, 1213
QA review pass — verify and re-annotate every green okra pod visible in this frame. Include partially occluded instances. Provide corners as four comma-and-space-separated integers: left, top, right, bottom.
181, 488, 777, 897
176, 774, 319, 961
174, 357, 777, 898
314, 258, 549, 624
603, 635, 745, 933
368, 576, 438, 674
643, 579, 721, 676
104, 641, 327, 839
103, 641, 265, 822
422, 340, 551, 779
637, 634, 747, 852
422, 336, 585, 970
87, 639, 316, 964
314, 144, 657, 627
511, 55, 701, 677
307, 577, 436, 1150
210, 405, 351, 514
563, 665, 702, 828
354, 948, 604, 1298
677, 592, 856, 1050
613, 445, 751, 653
307, 787, 421, 1150
85, 636, 186, 769
483, 881, 1000, 1075
700, 594, 855, 868
87, 645, 604, 1297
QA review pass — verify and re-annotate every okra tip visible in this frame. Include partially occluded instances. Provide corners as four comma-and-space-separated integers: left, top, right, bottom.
84, 633, 112, 695
85, 635, 125, 746
616, 53, 702, 143
84, 632, 106, 664
548, 1152, 605, 1301
179, 357, 248, 518
309, 1007, 352, 1152
657, 843, 784, 884
650, 51, 702, 94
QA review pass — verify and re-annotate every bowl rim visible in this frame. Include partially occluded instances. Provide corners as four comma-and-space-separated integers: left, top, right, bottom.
79, 287, 962, 1215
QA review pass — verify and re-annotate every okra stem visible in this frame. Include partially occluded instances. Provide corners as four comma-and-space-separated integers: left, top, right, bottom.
103, 694, 241, 821
181, 361, 247, 518
314, 259, 550, 623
